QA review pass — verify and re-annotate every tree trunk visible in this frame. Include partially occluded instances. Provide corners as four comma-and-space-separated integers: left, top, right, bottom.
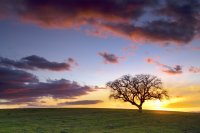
138, 106, 142, 113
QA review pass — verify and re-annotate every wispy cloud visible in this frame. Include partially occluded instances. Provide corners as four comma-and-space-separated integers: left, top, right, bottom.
146, 58, 200, 75
188, 46, 200, 51
58, 100, 103, 105
0, 0, 199, 44
0, 55, 77, 71
164, 85, 200, 109
165, 100, 200, 109
0, 97, 37, 105
145, 57, 183, 75
122, 44, 138, 57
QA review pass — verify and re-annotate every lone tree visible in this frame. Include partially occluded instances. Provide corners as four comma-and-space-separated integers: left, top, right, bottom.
107, 74, 168, 113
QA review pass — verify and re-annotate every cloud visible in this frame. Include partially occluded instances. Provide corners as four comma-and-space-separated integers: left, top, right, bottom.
146, 58, 200, 75
0, 0, 150, 25
98, 52, 120, 64
146, 58, 156, 64
0, 67, 98, 105
0, 0, 199, 44
0, 97, 37, 105
0, 67, 38, 91
165, 100, 200, 108
189, 66, 200, 73
68, 58, 78, 66
0, 55, 77, 71
164, 84, 200, 110
122, 44, 138, 57
145, 58, 183, 75
58, 100, 103, 105
102, 20, 199, 44
189, 46, 200, 51
161, 65, 182, 75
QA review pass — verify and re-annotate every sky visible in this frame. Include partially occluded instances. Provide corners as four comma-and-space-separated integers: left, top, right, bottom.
0, 0, 200, 112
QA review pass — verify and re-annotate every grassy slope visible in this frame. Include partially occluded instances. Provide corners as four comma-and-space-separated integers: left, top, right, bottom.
0, 108, 200, 133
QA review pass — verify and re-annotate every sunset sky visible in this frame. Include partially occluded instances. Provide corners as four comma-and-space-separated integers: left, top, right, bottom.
0, 0, 200, 112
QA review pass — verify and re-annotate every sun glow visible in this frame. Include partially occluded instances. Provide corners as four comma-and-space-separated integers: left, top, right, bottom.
144, 99, 168, 111
154, 99, 163, 110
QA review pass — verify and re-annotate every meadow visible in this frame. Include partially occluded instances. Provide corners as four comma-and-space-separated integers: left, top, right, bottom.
0, 108, 200, 133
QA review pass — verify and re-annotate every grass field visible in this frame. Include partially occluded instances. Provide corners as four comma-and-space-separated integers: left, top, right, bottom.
0, 108, 200, 133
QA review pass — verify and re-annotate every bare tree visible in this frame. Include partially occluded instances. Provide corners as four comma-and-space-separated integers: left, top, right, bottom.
107, 74, 168, 113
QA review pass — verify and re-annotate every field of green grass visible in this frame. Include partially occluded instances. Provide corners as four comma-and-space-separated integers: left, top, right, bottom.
0, 108, 200, 133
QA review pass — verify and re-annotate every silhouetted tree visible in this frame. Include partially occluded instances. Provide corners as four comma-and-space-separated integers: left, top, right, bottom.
107, 74, 168, 113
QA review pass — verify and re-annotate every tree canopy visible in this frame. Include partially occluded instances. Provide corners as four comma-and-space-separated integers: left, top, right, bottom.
107, 74, 168, 112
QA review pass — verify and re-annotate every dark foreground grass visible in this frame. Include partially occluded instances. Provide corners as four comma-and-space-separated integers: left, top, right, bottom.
0, 108, 200, 133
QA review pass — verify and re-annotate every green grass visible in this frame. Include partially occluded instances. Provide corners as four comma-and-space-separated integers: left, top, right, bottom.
0, 108, 200, 133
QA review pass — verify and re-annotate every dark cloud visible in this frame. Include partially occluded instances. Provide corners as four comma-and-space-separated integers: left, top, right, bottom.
58, 100, 103, 105
98, 52, 120, 64
0, 67, 97, 105
0, 78, 95, 100
0, 0, 152, 25
154, 0, 200, 43
140, 20, 195, 43
0, 55, 77, 71
0, 67, 38, 91
0, 0, 199, 44
102, 20, 197, 44
145, 58, 183, 75
189, 66, 200, 73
